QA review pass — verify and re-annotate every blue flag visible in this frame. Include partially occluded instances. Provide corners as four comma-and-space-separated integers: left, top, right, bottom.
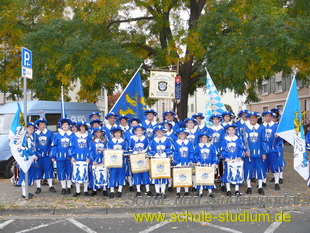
205, 69, 227, 126
110, 70, 147, 120
276, 76, 309, 183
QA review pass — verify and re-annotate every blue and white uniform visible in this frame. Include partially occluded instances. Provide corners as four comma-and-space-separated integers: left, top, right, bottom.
173, 139, 194, 166
186, 126, 201, 148
51, 130, 74, 181
142, 120, 158, 141
34, 128, 54, 180
220, 135, 246, 184
102, 123, 118, 141
207, 125, 225, 156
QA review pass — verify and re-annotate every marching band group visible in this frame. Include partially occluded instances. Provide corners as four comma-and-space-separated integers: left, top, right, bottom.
18, 108, 309, 199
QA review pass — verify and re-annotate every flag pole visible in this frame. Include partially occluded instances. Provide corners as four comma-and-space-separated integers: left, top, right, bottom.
23, 76, 29, 199
109, 63, 144, 113
61, 86, 65, 118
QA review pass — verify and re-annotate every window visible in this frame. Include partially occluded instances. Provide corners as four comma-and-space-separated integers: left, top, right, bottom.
261, 81, 268, 94
191, 103, 194, 113
275, 81, 283, 92
28, 115, 40, 123
45, 114, 61, 132
263, 106, 269, 112
276, 105, 283, 110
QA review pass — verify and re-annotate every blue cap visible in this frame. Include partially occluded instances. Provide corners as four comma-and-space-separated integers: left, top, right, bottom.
144, 109, 157, 116
199, 131, 211, 138
105, 112, 119, 120
128, 117, 142, 124
224, 123, 238, 130
27, 122, 38, 129
110, 126, 124, 134
209, 114, 222, 122
58, 118, 73, 126
90, 119, 102, 126
88, 112, 101, 120
92, 127, 102, 133
176, 128, 189, 135
161, 120, 173, 129
153, 125, 166, 132
262, 110, 276, 117
163, 110, 176, 118
71, 121, 77, 126
133, 125, 146, 131
192, 112, 205, 119
77, 121, 89, 129
246, 111, 261, 118
222, 111, 235, 118
34, 118, 48, 125
118, 115, 129, 121
184, 117, 198, 125
238, 109, 249, 117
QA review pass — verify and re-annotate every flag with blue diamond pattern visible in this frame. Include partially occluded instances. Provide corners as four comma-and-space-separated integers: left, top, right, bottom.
205, 70, 227, 126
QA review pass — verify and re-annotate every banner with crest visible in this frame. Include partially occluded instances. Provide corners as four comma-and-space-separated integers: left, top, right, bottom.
149, 71, 176, 99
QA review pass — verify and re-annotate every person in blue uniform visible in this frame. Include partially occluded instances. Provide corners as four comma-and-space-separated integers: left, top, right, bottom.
125, 117, 142, 142
243, 112, 267, 195
18, 122, 38, 199
184, 117, 201, 148
89, 112, 101, 121
142, 109, 158, 141
71, 121, 78, 133
173, 128, 194, 197
71, 121, 92, 197
236, 109, 249, 130
194, 132, 218, 198
262, 110, 283, 190
51, 118, 74, 195
102, 112, 119, 141
89, 127, 108, 196
207, 114, 226, 191
163, 111, 181, 131
33, 118, 56, 194
221, 123, 246, 197
148, 125, 174, 199
162, 120, 177, 142
89, 119, 102, 133
221, 111, 235, 128
192, 113, 207, 132
118, 115, 130, 133
129, 125, 153, 197
107, 126, 129, 198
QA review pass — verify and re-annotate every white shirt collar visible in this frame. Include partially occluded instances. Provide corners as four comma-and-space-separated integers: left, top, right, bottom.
222, 121, 233, 126
246, 121, 260, 130
176, 139, 189, 145
36, 128, 47, 135
75, 132, 88, 138
59, 129, 72, 136
154, 136, 167, 143
263, 121, 274, 127
240, 119, 247, 124
211, 125, 223, 130
198, 142, 211, 147
225, 135, 238, 141
106, 123, 117, 130
112, 137, 124, 143
145, 119, 157, 126
132, 135, 146, 142
186, 126, 198, 134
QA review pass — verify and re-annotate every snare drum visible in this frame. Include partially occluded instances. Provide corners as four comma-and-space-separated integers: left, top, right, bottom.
104, 149, 123, 168
93, 165, 108, 187
72, 161, 88, 183
130, 153, 150, 174
195, 165, 214, 186
172, 166, 192, 188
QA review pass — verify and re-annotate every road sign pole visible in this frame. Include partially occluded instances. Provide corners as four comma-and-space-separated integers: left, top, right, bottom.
23, 76, 29, 199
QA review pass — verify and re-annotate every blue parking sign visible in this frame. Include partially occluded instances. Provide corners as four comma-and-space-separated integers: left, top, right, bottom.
22, 47, 32, 69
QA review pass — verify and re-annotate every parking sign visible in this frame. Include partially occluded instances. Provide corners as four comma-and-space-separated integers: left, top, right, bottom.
21, 47, 32, 79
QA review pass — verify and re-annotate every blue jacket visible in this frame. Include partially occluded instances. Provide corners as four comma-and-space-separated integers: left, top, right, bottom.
35, 129, 54, 158
221, 135, 246, 160
173, 139, 194, 165
71, 132, 92, 162
194, 143, 218, 165
51, 130, 74, 161
243, 122, 267, 158
147, 136, 174, 157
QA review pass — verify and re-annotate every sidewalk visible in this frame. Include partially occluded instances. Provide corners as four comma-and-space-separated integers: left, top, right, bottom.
0, 145, 309, 215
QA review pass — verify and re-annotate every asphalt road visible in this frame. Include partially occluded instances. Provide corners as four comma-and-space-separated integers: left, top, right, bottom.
0, 207, 309, 233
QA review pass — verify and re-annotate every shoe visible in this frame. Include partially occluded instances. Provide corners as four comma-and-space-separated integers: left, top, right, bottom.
22, 195, 33, 199
84, 192, 89, 197
275, 184, 280, 190
227, 191, 232, 197
72, 192, 80, 197
146, 191, 153, 197
155, 193, 161, 199
221, 185, 226, 192
279, 178, 283, 184
198, 194, 203, 198
35, 188, 41, 194
129, 186, 134, 192
246, 188, 252, 194
191, 187, 196, 192
136, 192, 141, 197
184, 192, 189, 196
262, 182, 267, 187
109, 192, 115, 199
168, 187, 173, 193
270, 177, 275, 182
90, 191, 97, 196
117, 192, 122, 198
235, 191, 241, 196
258, 188, 265, 195
251, 178, 256, 183
209, 193, 215, 198
176, 193, 181, 198
61, 188, 66, 195
103, 190, 108, 197
49, 186, 56, 193
67, 188, 71, 194
161, 193, 167, 199
28, 193, 34, 197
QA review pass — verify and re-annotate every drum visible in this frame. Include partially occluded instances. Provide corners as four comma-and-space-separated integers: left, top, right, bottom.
72, 161, 88, 183
172, 166, 192, 188
150, 157, 171, 179
195, 165, 214, 186
104, 149, 123, 168
130, 153, 150, 174
93, 165, 108, 187
227, 160, 244, 184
